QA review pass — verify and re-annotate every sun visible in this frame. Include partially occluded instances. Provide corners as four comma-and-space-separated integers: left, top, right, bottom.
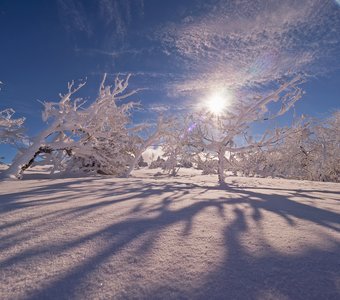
204, 88, 232, 115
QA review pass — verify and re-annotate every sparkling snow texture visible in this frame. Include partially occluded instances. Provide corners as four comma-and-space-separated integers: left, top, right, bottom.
0, 168, 339, 299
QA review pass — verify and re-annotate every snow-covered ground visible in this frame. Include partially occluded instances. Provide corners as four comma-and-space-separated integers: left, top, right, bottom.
0, 167, 339, 300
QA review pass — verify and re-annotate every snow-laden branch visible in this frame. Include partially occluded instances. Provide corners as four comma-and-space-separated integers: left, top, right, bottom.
0, 108, 26, 146
123, 114, 175, 177
4, 73, 142, 179
187, 75, 305, 185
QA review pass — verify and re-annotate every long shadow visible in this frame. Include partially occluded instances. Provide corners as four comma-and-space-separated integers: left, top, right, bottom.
0, 181, 204, 255
0, 178, 104, 209
0, 179, 339, 299
197, 208, 340, 300
0, 178, 197, 214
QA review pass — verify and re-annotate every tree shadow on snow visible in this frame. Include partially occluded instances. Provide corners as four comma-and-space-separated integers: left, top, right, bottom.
0, 179, 339, 299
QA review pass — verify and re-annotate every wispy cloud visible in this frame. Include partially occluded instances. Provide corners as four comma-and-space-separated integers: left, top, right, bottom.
146, 102, 195, 115
74, 47, 153, 58
57, 0, 144, 44
57, 0, 92, 36
57, 0, 340, 101
98, 0, 129, 38
154, 0, 340, 95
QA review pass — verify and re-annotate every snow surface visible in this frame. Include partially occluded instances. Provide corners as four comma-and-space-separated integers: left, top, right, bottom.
0, 167, 339, 300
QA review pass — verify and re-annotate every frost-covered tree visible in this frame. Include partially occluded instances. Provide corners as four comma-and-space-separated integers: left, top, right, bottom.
266, 121, 312, 179
160, 116, 195, 176
230, 118, 310, 179
0, 81, 27, 166
123, 115, 171, 177
0, 108, 26, 146
0, 81, 26, 146
194, 152, 218, 175
4, 74, 141, 179
270, 112, 340, 182
232, 111, 340, 182
189, 76, 305, 185
310, 111, 340, 182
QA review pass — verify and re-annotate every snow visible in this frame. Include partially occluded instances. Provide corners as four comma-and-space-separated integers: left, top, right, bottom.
0, 167, 339, 299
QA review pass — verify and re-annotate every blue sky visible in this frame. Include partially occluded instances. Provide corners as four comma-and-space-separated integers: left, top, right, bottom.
1, 0, 340, 162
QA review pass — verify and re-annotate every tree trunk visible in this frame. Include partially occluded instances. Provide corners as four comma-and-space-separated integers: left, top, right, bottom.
4, 122, 58, 179
123, 131, 161, 178
4, 142, 43, 179
124, 150, 143, 178
217, 148, 226, 185
4, 145, 55, 179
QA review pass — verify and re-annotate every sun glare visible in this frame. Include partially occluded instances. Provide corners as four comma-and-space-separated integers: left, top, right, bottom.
205, 89, 232, 115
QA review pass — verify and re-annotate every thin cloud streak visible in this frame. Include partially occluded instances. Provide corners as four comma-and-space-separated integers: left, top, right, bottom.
57, 0, 144, 43
74, 47, 155, 58
57, 0, 340, 103
57, 0, 92, 36
155, 0, 340, 95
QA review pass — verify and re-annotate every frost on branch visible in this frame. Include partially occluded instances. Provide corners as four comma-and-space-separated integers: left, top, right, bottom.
188, 75, 305, 185
0, 81, 27, 167
267, 112, 340, 182
160, 116, 195, 176
0, 108, 25, 146
4, 74, 141, 179
310, 111, 340, 182
231, 111, 340, 182
123, 114, 172, 177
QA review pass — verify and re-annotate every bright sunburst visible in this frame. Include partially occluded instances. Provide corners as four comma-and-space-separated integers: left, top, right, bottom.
204, 88, 232, 115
